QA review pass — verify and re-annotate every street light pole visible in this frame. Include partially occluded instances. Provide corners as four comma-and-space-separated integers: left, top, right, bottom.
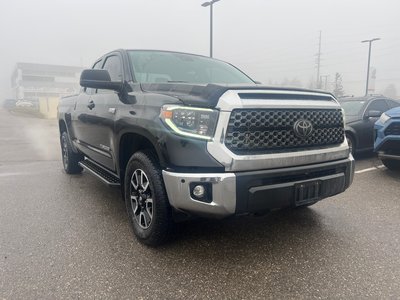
361, 38, 380, 96
202, 0, 221, 58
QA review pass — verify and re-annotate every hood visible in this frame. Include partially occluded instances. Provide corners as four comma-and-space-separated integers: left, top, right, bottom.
385, 107, 400, 118
140, 83, 335, 108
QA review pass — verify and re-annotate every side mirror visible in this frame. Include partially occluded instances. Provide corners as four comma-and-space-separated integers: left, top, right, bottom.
80, 69, 123, 91
364, 110, 382, 119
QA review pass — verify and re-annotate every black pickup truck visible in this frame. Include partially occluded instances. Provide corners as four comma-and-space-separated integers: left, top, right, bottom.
58, 49, 354, 246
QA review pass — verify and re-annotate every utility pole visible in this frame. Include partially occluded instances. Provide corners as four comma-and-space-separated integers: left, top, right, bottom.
315, 31, 322, 89
202, 0, 221, 58
361, 38, 380, 96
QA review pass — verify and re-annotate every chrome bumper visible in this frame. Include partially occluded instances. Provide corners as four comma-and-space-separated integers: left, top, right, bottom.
162, 171, 236, 218
163, 156, 354, 218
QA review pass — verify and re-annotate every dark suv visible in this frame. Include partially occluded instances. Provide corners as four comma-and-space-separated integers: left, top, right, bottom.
339, 95, 400, 155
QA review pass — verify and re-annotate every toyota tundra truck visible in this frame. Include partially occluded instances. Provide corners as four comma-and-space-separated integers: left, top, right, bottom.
58, 49, 354, 246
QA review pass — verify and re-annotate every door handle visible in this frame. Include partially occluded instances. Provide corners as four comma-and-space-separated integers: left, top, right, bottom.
87, 101, 95, 110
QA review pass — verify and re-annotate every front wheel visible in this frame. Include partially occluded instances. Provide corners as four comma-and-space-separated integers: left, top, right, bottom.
124, 151, 173, 246
382, 159, 400, 171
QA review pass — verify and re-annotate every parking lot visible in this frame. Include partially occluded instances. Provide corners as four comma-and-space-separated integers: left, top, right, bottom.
1, 108, 400, 299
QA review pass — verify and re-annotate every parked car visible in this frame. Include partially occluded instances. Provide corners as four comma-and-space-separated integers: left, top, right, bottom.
374, 107, 400, 170
339, 95, 400, 155
16, 100, 34, 108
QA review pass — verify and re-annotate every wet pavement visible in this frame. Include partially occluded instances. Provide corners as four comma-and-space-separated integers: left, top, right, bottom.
1, 108, 400, 299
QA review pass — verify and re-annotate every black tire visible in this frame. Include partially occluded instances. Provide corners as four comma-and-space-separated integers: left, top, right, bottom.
346, 133, 356, 156
294, 201, 318, 209
124, 150, 173, 246
382, 159, 400, 171
60, 131, 83, 174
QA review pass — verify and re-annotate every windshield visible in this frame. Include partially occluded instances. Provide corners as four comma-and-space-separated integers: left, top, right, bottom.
128, 50, 254, 84
340, 100, 366, 116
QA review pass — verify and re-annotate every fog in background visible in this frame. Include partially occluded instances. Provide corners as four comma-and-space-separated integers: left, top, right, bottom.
0, 0, 399, 99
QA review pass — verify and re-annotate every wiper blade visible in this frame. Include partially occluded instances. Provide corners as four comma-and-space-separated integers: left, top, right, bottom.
167, 81, 188, 83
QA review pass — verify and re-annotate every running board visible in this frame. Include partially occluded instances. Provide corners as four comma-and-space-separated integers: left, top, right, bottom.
79, 159, 121, 187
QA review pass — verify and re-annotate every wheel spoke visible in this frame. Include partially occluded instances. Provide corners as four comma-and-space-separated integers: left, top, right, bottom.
131, 171, 139, 190
146, 198, 153, 218
140, 171, 149, 191
144, 209, 152, 227
139, 211, 148, 228
130, 195, 139, 215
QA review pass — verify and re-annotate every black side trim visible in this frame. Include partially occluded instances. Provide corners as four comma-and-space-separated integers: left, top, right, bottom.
74, 140, 112, 158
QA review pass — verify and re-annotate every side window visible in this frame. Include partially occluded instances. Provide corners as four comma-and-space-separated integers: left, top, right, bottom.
85, 60, 102, 95
367, 100, 389, 114
102, 55, 122, 82
386, 99, 400, 109
93, 60, 102, 69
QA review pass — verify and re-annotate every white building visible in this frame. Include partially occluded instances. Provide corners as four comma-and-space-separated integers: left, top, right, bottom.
11, 63, 83, 117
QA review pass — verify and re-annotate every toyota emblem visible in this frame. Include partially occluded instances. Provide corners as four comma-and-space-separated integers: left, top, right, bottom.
293, 119, 313, 138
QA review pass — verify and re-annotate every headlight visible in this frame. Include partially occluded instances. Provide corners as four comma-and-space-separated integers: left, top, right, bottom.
378, 113, 391, 124
160, 105, 219, 140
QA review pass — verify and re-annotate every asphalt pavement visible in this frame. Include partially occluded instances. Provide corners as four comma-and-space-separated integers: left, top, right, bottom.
1, 108, 400, 299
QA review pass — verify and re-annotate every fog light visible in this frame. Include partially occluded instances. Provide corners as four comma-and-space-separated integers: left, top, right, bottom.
193, 185, 205, 198
190, 182, 212, 203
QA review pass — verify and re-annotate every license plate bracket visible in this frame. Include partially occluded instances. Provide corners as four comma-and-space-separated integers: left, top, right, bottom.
294, 180, 321, 206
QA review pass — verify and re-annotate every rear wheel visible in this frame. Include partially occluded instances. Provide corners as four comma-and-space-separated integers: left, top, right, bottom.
60, 131, 83, 174
382, 159, 400, 171
124, 150, 173, 246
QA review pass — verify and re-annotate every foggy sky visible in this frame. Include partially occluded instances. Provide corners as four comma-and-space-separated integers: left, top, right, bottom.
1, 0, 399, 99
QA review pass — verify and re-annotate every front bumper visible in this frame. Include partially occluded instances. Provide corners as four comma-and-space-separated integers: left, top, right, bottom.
162, 156, 354, 218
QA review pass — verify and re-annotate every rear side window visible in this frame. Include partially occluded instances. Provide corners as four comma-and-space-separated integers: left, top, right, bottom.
386, 99, 400, 109
367, 100, 389, 113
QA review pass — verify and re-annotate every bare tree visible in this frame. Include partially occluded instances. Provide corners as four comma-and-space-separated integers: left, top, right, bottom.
383, 84, 397, 98
332, 73, 345, 98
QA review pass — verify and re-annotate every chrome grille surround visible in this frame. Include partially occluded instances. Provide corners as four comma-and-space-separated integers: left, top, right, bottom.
206, 89, 351, 172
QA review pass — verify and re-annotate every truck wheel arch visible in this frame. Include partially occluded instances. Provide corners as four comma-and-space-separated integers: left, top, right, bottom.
59, 120, 67, 134
345, 130, 357, 154
59, 119, 80, 153
118, 132, 165, 179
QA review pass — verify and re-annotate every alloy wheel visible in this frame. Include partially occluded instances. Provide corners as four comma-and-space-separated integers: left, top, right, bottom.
130, 169, 153, 229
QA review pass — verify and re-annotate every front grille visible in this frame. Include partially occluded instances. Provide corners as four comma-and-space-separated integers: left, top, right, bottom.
225, 109, 344, 154
384, 122, 400, 136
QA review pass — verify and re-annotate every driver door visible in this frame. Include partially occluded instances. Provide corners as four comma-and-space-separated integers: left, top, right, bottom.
360, 99, 389, 150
